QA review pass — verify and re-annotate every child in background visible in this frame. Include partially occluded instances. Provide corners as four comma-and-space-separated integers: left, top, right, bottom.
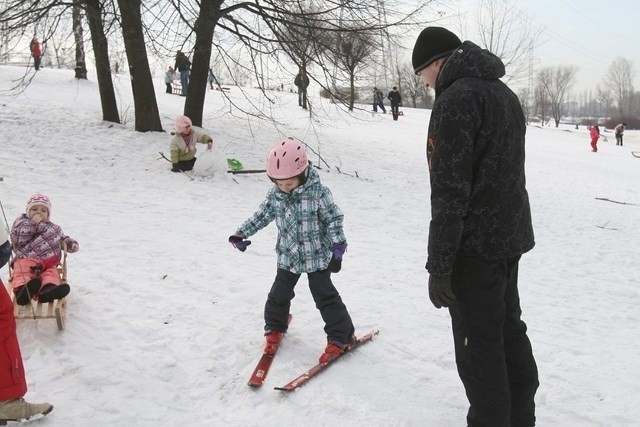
10, 193, 79, 306
590, 125, 600, 152
229, 138, 355, 364
169, 115, 213, 172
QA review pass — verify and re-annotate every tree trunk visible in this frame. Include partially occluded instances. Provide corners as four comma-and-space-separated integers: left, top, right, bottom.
73, 2, 87, 79
184, 1, 222, 127
117, 0, 162, 132
84, 0, 120, 124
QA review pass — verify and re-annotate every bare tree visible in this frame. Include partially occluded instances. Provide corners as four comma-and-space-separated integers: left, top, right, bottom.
466, 0, 540, 84
328, 29, 376, 111
538, 65, 576, 127
72, 1, 87, 79
117, 0, 161, 132
605, 57, 635, 120
83, 0, 120, 123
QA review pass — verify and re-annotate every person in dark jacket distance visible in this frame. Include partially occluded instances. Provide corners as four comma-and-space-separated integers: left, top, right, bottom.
412, 26, 539, 427
387, 86, 402, 120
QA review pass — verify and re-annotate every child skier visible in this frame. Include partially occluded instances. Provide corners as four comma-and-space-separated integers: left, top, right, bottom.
10, 193, 79, 305
229, 138, 355, 364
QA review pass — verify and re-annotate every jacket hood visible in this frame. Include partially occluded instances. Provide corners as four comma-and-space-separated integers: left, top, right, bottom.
436, 41, 506, 97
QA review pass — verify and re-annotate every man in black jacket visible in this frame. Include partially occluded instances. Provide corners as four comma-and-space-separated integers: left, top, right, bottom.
412, 27, 539, 427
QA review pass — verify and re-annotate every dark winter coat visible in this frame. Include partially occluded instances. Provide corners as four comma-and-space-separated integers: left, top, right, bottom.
174, 53, 191, 72
388, 90, 402, 106
426, 41, 534, 277
294, 73, 309, 89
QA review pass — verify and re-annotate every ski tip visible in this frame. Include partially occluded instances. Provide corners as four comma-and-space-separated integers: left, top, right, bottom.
274, 386, 292, 392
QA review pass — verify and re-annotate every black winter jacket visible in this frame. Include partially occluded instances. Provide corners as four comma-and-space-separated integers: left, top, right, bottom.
426, 41, 535, 277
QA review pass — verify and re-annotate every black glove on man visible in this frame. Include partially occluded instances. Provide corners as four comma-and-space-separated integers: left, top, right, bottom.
428, 275, 456, 309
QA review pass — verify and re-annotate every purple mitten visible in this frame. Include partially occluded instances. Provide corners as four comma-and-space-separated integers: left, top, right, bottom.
229, 235, 252, 252
332, 243, 347, 260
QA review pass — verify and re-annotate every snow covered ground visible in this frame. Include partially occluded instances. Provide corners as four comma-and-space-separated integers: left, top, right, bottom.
1, 65, 639, 426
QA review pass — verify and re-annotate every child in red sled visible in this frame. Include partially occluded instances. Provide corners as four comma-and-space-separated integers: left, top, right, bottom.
10, 193, 79, 306
229, 138, 355, 364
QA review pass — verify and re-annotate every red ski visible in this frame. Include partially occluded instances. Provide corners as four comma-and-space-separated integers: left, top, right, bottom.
274, 329, 379, 392
247, 315, 292, 387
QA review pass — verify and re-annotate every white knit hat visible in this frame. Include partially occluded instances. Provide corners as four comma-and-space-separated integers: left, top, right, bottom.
25, 193, 52, 216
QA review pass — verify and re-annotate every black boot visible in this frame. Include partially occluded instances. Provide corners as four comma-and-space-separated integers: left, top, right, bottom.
15, 279, 42, 306
39, 283, 71, 303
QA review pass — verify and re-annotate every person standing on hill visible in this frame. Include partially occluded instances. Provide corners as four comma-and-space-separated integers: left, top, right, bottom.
412, 26, 539, 427
294, 68, 310, 109
614, 122, 626, 146
30, 38, 42, 71
164, 67, 176, 94
174, 51, 191, 96
590, 125, 600, 152
387, 86, 402, 120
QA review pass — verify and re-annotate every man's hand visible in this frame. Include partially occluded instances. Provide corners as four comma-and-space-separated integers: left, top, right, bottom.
428, 275, 456, 309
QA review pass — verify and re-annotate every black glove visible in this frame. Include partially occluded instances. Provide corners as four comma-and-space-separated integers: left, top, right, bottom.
171, 164, 180, 172
328, 243, 347, 273
229, 235, 252, 252
428, 275, 456, 308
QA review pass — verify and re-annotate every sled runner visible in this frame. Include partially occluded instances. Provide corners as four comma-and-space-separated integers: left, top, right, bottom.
632, 151, 640, 158
6, 242, 69, 331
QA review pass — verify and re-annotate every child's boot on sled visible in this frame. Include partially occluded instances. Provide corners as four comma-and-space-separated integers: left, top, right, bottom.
38, 283, 70, 304
15, 279, 42, 306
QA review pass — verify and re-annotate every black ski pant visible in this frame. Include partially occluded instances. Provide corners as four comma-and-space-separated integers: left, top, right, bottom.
616, 134, 623, 146
448, 255, 539, 427
390, 103, 400, 120
264, 268, 354, 344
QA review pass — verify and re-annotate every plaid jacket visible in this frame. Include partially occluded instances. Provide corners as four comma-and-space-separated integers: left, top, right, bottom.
237, 166, 346, 274
11, 215, 77, 262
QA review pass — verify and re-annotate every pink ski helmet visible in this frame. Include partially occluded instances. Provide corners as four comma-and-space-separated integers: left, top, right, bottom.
266, 138, 308, 179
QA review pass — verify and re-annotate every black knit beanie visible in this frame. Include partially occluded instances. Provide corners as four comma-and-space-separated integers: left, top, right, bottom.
412, 27, 462, 74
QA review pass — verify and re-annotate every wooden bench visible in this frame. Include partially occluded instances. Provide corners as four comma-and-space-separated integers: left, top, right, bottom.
7, 243, 68, 331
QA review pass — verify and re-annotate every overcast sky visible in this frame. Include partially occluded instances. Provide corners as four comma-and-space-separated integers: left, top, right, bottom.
431, 0, 640, 95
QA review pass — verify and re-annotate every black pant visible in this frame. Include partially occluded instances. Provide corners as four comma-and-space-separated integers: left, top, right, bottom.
264, 268, 354, 344
616, 134, 623, 146
391, 104, 400, 120
449, 256, 538, 427
166, 83, 172, 93
33, 55, 41, 71
175, 158, 196, 171
298, 89, 308, 109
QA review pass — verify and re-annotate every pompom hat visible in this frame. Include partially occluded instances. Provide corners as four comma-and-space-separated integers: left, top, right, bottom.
175, 115, 192, 134
26, 193, 51, 216
412, 27, 462, 74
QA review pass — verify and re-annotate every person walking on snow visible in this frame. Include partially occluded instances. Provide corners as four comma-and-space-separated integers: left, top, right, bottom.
372, 87, 386, 113
590, 125, 600, 152
10, 193, 80, 306
412, 26, 539, 427
387, 86, 402, 120
229, 138, 356, 364
614, 122, 626, 146
0, 226, 53, 424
